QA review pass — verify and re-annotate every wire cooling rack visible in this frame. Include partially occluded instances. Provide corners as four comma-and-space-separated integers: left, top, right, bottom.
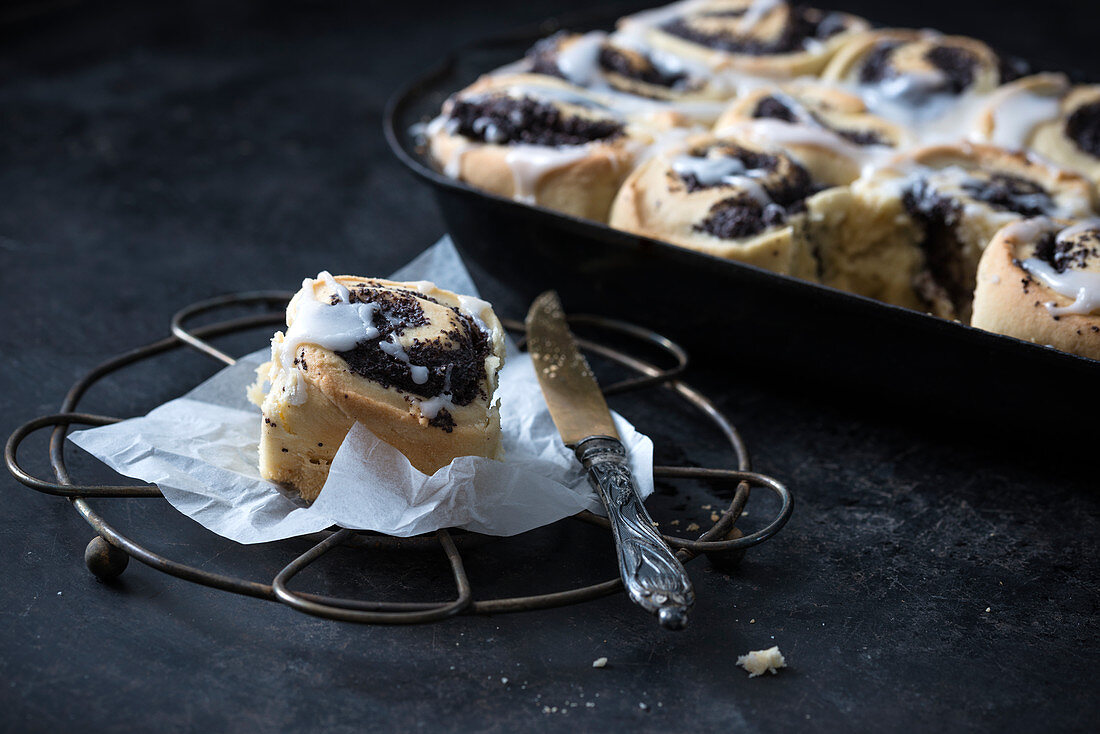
5, 291, 792, 625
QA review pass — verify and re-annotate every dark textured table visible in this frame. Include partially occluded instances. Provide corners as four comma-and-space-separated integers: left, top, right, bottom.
2, 1, 1096, 732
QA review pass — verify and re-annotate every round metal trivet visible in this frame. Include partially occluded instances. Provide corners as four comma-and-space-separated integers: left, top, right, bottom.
6, 291, 792, 624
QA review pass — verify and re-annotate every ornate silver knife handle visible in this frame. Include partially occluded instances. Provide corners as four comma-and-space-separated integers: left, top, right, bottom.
575, 437, 695, 630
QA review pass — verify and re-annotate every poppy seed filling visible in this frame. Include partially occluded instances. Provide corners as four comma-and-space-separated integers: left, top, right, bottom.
859, 42, 981, 96
751, 95, 885, 146
449, 95, 623, 147
1034, 229, 1100, 273
960, 173, 1055, 217
694, 193, 796, 240
661, 6, 848, 56
1065, 100, 1100, 158
525, 34, 692, 91
902, 180, 970, 310
683, 143, 818, 240
597, 45, 688, 89
331, 285, 492, 407
752, 96, 797, 122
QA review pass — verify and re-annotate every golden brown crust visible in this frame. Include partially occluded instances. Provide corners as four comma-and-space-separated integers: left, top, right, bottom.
900, 142, 1093, 195
714, 84, 911, 184
428, 74, 648, 222
819, 144, 1096, 320
254, 276, 506, 501
972, 221, 1100, 360
541, 33, 733, 108
608, 132, 827, 279
1030, 84, 1100, 189
624, 0, 869, 78
821, 29, 1001, 95
970, 73, 1070, 148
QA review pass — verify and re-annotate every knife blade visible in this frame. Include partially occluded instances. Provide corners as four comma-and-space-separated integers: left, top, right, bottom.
526, 291, 695, 630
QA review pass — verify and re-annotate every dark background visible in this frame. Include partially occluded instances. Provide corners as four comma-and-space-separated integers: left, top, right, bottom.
2, 1, 1097, 732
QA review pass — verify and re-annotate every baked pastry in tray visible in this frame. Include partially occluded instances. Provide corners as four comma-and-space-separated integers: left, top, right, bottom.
972, 218, 1100, 360
714, 83, 911, 184
608, 130, 844, 278
1033, 86, 1100, 189
820, 29, 1005, 131
823, 144, 1097, 320
970, 74, 1070, 150
427, 73, 652, 222
615, 0, 869, 78
410, 0, 1100, 363
250, 273, 506, 501
973, 77, 1100, 189
523, 30, 733, 124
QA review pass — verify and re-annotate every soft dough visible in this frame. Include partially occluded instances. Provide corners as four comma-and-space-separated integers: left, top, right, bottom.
250, 274, 506, 501
972, 218, 1100, 360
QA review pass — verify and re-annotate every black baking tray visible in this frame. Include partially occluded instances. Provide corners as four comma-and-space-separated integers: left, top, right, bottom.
384, 7, 1099, 435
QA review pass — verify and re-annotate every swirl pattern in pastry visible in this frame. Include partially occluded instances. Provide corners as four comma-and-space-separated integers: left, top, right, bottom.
250, 274, 506, 500
616, 0, 868, 77
428, 73, 652, 222
972, 218, 1100, 359
609, 131, 839, 277
525, 30, 733, 119
823, 144, 1097, 320
822, 29, 1004, 133
714, 83, 911, 183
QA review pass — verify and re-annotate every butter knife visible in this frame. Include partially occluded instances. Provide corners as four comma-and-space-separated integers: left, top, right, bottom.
526, 291, 694, 630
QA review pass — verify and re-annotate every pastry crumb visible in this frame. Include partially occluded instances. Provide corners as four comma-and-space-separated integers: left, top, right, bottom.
737, 646, 786, 678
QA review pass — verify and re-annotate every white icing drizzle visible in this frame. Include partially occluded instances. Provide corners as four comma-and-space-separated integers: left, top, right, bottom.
898, 164, 1082, 222
277, 273, 379, 405
601, 92, 728, 123
318, 270, 350, 303
379, 340, 429, 385
850, 64, 987, 146
1001, 217, 1056, 244
503, 144, 594, 203
1021, 257, 1100, 316
414, 365, 455, 420
740, 0, 782, 31
411, 294, 500, 420
763, 90, 816, 125
1056, 218, 1100, 242
984, 87, 1062, 150
497, 72, 726, 125
470, 116, 508, 144
720, 117, 864, 156
415, 394, 455, 421
866, 70, 949, 115
610, 27, 717, 82
412, 5, 1099, 216
671, 153, 772, 203
557, 35, 730, 121
499, 83, 608, 112
1007, 219, 1100, 317
456, 293, 494, 334
556, 32, 607, 87
276, 273, 435, 405
423, 114, 447, 137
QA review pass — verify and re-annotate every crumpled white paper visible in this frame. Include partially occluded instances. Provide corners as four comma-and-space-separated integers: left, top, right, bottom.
68, 238, 653, 543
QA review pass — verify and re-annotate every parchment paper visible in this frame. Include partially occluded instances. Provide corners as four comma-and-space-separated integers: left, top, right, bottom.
69, 238, 652, 542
